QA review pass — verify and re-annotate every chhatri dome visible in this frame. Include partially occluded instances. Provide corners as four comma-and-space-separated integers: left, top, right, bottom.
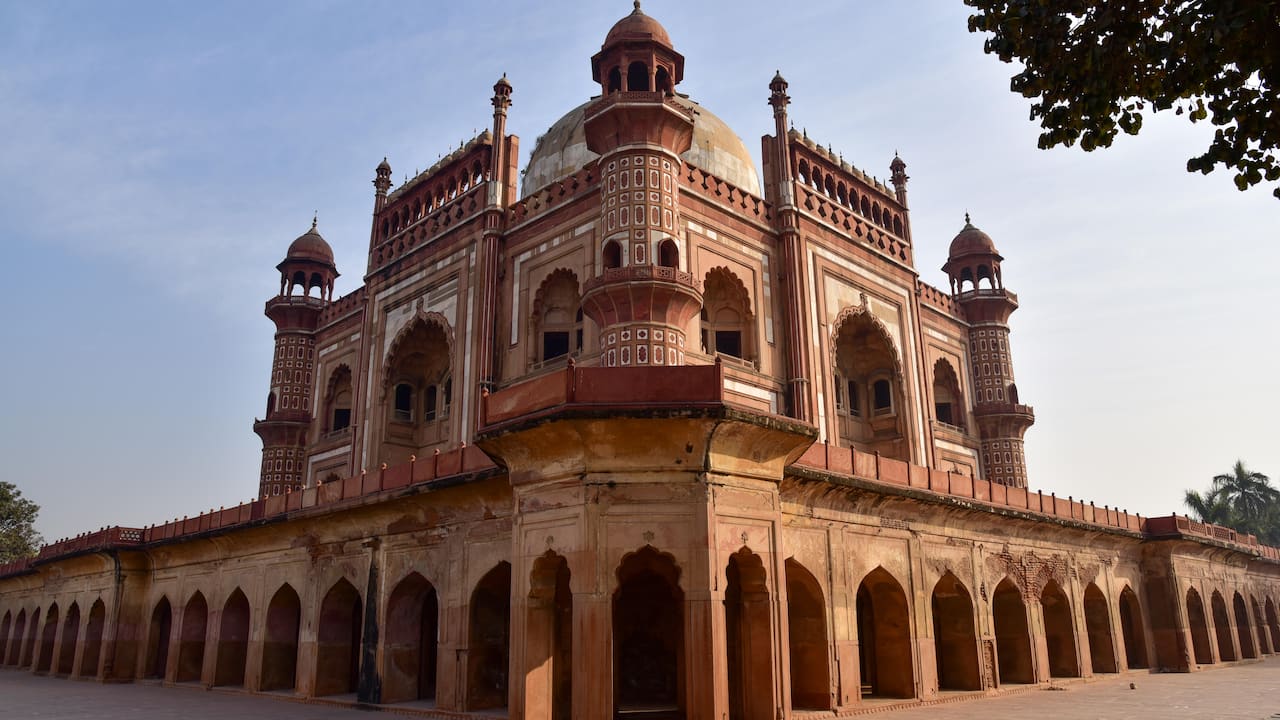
521, 3, 761, 198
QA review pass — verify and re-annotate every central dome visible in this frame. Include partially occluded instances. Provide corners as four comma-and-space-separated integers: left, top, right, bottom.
522, 95, 761, 198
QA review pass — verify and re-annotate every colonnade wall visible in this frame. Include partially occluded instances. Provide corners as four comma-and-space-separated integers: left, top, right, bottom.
2, 461, 1279, 719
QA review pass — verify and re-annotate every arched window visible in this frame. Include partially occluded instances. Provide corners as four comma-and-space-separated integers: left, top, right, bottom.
325, 366, 353, 433
603, 240, 622, 269
394, 383, 414, 423
871, 377, 893, 415
932, 359, 964, 428
627, 61, 649, 91
658, 239, 679, 269
700, 268, 754, 361
608, 67, 622, 93
831, 309, 907, 460
655, 66, 672, 94
424, 385, 438, 421
533, 270, 582, 364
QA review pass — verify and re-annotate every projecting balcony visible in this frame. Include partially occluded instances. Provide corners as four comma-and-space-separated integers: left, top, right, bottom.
581, 265, 703, 329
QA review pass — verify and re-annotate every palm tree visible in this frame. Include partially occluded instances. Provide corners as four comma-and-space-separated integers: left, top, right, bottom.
1185, 461, 1279, 542
1184, 485, 1234, 526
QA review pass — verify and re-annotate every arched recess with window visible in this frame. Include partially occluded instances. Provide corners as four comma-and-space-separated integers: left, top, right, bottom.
532, 269, 583, 366
700, 267, 754, 363
381, 312, 453, 464
830, 307, 908, 461
932, 358, 965, 428
323, 365, 353, 435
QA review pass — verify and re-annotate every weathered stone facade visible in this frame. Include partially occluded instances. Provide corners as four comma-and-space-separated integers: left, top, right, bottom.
3, 5, 1279, 719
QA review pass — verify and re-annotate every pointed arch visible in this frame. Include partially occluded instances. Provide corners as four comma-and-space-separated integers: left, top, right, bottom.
614, 546, 684, 717
526, 552, 572, 720
323, 364, 354, 433
1083, 583, 1117, 673
830, 305, 908, 460
6, 609, 25, 666
701, 266, 755, 361
383, 311, 455, 390
381, 311, 454, 462
316, 578, 363, 696
992, 578, 1033, 683
1186, 587, 1213, 664
726, 548, 772, 718
57, 601, 80, 675
1211, 590, 1235, 661
0, 611, 9, 666
261, 583, 302, 691
931, 571, 980, 690
1266, 596, 1280, 654
856, 566, 914, 698
176, 591, 208, 683
145, 597, 172, 679
1249, 595, 1270, 654
383, 571, 440, 704
36, 602, 59, 673
22, 607, 43, 668
1232, 592, 1256, 658
1042, 579, 1080, 677
932, 358, 965, 427
1117, 585, 1148, 669
81, 599, 106, 678
467, 562, 511, 710
532, 269, 582, 363
785, 559, 831, 710
215, 588, 251, 687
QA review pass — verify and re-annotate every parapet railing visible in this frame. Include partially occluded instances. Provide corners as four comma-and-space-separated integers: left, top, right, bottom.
1, 445, 497, 578
791, 442, 1280, 560
791, 441, 1145, 533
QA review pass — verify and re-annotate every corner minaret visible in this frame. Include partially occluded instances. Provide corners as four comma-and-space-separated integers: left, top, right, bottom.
943, 216, 1035, 487
253, 219, 338, 498
580, 3, 702, 367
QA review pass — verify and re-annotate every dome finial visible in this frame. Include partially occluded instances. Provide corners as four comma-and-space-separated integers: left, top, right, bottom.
633, 0, 642, 12
312, 212, 318, 230
964, 211, 971, 226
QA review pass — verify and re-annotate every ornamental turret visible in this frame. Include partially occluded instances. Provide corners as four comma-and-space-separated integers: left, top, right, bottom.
253, 219, 337, 498
580, 3, 702, 367
943, 215, 1035, 487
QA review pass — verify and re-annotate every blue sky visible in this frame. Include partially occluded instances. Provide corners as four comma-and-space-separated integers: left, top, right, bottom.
2, 1, 1276, 543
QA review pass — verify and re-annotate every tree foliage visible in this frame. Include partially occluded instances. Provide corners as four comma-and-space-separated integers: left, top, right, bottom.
0, 481, 42, 562
1184, 460, 1280, 545
966, 0, 1280, 198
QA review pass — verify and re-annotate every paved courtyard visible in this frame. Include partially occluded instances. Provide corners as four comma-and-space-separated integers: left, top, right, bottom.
1, 661, 1279, 719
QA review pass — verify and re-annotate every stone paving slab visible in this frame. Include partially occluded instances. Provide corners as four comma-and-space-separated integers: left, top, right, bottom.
1, 662, 1279, 719
881, 662, 1280, 720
